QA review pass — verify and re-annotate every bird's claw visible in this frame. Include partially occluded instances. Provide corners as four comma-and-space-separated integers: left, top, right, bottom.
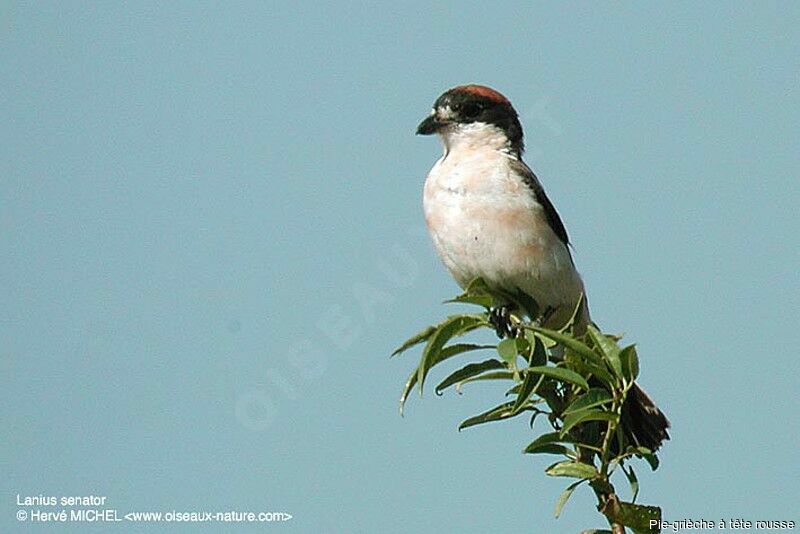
489, 305, 522, 339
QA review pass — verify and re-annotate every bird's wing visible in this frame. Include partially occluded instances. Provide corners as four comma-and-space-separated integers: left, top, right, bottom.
509, 158, 571, 249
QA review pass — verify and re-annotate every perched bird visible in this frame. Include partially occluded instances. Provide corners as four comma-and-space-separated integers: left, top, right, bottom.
416, 84, 669, 451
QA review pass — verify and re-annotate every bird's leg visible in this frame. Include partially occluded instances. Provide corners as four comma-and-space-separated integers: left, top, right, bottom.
489, 305, 522, 339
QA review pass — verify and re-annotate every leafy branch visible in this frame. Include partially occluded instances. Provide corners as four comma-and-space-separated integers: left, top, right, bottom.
393, 279, 664, 534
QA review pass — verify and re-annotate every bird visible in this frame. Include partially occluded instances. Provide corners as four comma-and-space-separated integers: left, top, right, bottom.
416, 84, 669, 451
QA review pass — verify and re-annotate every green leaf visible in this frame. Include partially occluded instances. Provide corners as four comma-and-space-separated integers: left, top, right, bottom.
458, 401, 523, 430
525, 328, 553, 352
398, 343, 493, 415
631, 446, 660, 471
554, 479, 585, 518
438, 343, 495, 361
587, 325, 621, 358
463, 276, 493, 294
445, 294, 494, 308
399, 368, 418, 417
620, 345, 639, 382
612, 501, 661, 533
545, 460, 598, 479
587, 325, 622, 378
524, 431, 565, 448
563, 389, 614, 415
529, 335, 547, 366
524, 366, 590, 391
560, 410, 618, 438
417, 314, 488, 393
497, 338, 518, 363
529, 409, 545, 429
623, 464, 639, 503
435, 359, 505, 394
525, 443, 573, 456
456, 371, 515, 391
445, 277, 497, 308
511, 371, 543, 415
391, 325, 436, 356
527, 326, 604, 366
523, 432, 575, 458
558, 293, 587, 334
565, 357, 616, 389
514, 336, 532, 361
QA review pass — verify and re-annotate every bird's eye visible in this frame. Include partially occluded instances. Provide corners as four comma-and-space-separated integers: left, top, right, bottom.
461, 102, 483, 118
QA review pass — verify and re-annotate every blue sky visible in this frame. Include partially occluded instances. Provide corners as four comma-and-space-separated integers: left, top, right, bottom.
3, 2, 798, 532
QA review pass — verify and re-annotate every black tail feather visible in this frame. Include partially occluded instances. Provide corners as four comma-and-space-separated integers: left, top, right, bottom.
622, 383, 670, 452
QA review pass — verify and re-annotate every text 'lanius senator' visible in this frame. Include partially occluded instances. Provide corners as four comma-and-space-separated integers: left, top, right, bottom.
417, 84, 669, 450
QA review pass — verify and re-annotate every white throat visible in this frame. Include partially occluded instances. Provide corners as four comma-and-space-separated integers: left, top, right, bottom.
437, 122, 513, 158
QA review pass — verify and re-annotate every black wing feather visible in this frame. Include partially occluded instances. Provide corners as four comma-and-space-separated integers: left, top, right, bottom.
510, 159, 571, 248
534, 186, 570, 247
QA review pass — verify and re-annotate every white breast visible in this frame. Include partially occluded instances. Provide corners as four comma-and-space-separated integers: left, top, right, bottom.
422, 144, 585, 318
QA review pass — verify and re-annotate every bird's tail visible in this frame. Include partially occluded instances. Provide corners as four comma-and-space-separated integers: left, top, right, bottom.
621, 383, 670, 452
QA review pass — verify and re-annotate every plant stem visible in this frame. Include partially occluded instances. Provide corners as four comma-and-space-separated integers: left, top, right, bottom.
593, 390, 628, 532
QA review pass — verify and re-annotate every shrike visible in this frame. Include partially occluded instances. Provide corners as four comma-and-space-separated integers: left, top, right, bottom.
416, 84, 669, 450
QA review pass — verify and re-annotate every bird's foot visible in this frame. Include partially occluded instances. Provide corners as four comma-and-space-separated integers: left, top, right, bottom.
489, 305, 522, 339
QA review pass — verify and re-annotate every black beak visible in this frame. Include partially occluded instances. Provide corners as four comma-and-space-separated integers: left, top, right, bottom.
416, 114, 445, 135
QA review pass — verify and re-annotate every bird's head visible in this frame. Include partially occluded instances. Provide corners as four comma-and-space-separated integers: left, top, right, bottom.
416, 84, 524, 155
